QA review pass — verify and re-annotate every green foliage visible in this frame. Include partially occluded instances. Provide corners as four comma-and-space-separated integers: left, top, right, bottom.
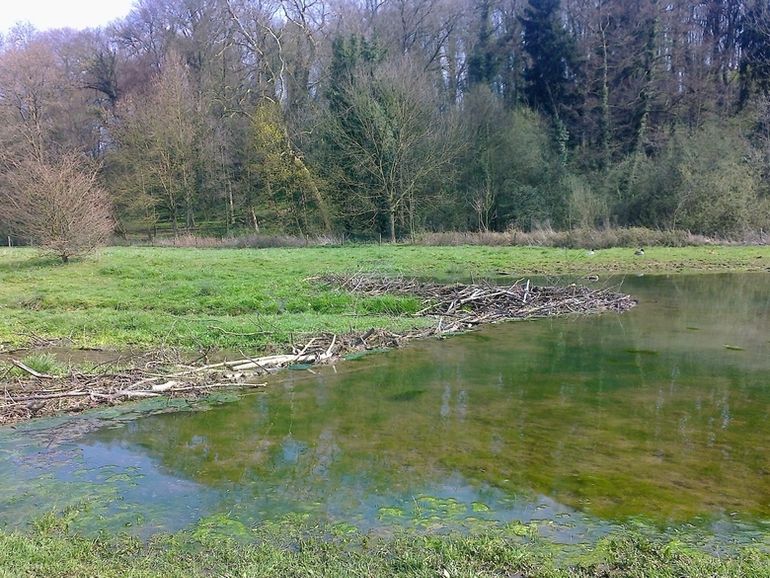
740, 0, 770, 100
467, 0, 500, 89
326, 35, 385, 112
496, 108, 568, 229
107, 56, 202, 234
19, 353, 66, 377
323, 51, 457, 241
565, 174, 609, 229
613, 122, 762, 236
459, 88, 567, 231
247, 103, 330, 234
2, 353, 67, 378
520, 0, 580, 119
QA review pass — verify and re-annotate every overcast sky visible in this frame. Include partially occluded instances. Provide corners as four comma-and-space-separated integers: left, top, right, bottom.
0, 0, 135, 34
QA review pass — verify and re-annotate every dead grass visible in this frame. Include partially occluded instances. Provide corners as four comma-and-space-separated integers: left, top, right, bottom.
126, 227, 770, 250
146, 233, 344, 249
413, 227, 768, 248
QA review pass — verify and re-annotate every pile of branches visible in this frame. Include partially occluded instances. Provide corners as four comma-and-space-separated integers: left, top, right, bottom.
0, 331, 418, 424
322, 274, 637, 332
0, 364, 263, 425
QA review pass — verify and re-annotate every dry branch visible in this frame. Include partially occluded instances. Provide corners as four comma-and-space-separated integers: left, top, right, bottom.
11, 359, 54, 379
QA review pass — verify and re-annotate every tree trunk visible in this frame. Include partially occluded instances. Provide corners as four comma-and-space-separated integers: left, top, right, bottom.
600, 21, 611, 169
250, 206, 259, 232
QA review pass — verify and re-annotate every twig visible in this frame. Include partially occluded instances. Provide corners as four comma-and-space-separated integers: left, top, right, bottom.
11, 359, 54, 379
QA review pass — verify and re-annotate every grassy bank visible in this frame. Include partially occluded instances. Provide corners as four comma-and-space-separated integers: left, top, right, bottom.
1, 516, 768, 578
1, 245, 769, 350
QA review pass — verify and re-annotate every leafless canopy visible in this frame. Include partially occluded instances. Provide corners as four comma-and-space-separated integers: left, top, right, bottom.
0, 154, 113, 262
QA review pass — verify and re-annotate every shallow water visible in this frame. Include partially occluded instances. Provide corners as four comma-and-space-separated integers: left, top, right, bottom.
2, 273, 770, 544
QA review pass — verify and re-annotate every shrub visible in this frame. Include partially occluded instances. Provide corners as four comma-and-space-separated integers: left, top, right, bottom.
412, 227, 717, 248
0, 154, 113, 262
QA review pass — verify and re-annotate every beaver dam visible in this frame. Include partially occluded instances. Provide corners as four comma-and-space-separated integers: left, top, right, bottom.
0, 275, 635, 424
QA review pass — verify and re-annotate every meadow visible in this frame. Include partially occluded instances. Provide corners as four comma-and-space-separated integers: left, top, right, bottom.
2, 244, 768, 352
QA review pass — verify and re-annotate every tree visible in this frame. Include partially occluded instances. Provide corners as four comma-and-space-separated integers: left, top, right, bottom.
0, 154, 113, 262
246, 101, 331, 234
740, 0, 770, 101
520, 0, 579, 120
0, 34, 69, 160
326, 55, 459, 241
109, 54, 202, 235
461, 86, 505, 231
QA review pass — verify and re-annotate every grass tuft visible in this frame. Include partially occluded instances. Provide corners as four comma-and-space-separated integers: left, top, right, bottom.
2, 353, 68, 378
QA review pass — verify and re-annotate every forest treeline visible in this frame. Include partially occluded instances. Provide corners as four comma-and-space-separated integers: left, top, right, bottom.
1, 0, 770, 242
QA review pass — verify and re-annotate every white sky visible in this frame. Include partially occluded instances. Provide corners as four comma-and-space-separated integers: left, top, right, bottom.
0, 0, 136, 34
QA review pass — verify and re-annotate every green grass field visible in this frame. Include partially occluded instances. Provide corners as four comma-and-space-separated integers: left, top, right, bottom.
1, 245, 769, 350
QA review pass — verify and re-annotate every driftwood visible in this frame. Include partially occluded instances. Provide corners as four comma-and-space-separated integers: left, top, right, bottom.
0, 376, 269, 423
1, 275, 635, 425
11, 359, 54, 379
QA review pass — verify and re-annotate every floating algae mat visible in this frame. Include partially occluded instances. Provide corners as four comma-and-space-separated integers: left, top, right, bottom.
1, 273, 770, 547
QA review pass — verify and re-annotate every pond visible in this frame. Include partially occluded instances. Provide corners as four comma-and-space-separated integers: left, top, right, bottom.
1, 273, 770, 545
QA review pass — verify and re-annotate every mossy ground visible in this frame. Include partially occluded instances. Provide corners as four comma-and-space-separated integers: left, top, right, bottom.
2, 245, 768, 351
0, 514, 768, 578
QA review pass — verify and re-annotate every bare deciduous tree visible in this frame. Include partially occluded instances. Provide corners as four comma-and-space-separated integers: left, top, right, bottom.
0, 154, 113, 262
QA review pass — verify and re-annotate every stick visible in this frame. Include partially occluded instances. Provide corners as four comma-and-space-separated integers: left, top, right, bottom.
11, 359, 54, 379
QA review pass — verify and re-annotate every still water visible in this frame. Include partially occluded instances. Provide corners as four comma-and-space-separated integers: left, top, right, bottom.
1, 273, 770, 542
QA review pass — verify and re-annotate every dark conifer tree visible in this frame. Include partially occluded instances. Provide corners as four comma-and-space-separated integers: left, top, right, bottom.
467, 0, 499, 89
519, 0, 579, 119
740, 0, 770, 102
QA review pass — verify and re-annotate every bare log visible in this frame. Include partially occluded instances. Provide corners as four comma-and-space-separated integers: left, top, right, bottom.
11, 359, 54, 379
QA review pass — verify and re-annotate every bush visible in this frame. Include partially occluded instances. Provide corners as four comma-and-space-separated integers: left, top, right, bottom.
0, 154, 113, 262
613, 122, 762, 237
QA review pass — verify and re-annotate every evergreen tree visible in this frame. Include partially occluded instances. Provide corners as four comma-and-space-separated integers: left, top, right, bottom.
519, 0, 579, 119
740, 0, 770, 102
467, 0, 499, 89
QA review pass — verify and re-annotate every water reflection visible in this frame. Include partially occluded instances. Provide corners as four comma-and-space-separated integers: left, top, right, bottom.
1, 273, 770, 538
